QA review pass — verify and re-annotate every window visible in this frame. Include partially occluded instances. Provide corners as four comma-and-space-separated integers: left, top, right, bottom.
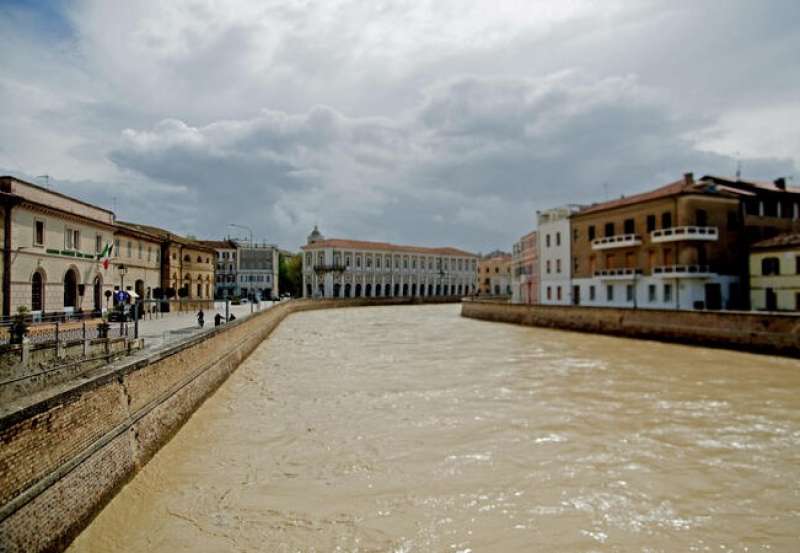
148, 246, 152, 262
626, 284, 634, 302
648, 284, 656, 302
546, 234, 551, 248
65, 228, 80, 250
556, 259, 561, 273
606, 285, 614, 301
588, 225, 596, 241
556, 286, 562, 301
604, 222, 615, 237
646, 215, 656, 232
356, 256, 361, 268
366, 256, 372, 268
605, 253, 615, 269
573, 228, 579, 241
115, 239, 121, 257
623, 218, 635, 234
573, 257, 578, 272
589, 285, 596, 301
556, 232, 561, 246
34, 220, 45, 246
95, 234, 103, 253
127, 241, 132, 257
761, 257, 780, 276
795, 256, 800, 275
796, 292, 800, 311
546, 260, 551, 274
664, 284, 672, 303
696, 209, 708, 227
376, 256, 381, 269
547, 286, 552, 300
661, 212, 672, 229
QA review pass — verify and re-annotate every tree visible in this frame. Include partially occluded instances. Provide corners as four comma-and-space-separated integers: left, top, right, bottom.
279, 253, 303, 297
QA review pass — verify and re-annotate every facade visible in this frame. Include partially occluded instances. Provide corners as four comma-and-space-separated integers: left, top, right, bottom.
749, 234, 800, 311
0, 176, 117, 317
478, 253, 512, 296
119, 223, 216, 309
203, 240, 279, 300
300, 227, 478, 298
538, 206, 579, 305
511, 231, 539, 304
113, 222, 162, 307
570, 173, 800, 311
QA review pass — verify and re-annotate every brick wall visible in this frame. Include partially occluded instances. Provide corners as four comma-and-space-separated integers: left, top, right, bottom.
0, 296, 456, 553
461, 299, 800, 356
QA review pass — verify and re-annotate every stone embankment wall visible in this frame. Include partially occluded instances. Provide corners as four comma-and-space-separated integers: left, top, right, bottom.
0, 297, 450, 553
461, 299, 800, 357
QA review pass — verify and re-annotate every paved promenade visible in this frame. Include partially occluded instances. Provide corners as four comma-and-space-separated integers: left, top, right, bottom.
135, 301, 276, 351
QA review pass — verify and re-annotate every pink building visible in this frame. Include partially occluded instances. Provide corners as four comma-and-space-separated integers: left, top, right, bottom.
511, 230, 539, 304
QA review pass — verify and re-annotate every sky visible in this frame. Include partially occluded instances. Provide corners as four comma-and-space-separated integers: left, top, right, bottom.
0, 0, 798, 253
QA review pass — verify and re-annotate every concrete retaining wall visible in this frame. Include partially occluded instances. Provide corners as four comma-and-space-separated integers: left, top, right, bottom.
0, 297, 452, 553
461, 299, 800, 357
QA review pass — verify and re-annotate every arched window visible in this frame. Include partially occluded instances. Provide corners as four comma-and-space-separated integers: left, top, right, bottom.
183, 254, 190, 262
63, 268, 79, 308
32, 271, 45, 312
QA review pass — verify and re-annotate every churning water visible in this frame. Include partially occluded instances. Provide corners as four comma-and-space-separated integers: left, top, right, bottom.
68, 304, 800, 552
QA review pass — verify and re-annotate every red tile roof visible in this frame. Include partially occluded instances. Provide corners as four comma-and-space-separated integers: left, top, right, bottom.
574, 178, 688, 216
301, 238, 476, 257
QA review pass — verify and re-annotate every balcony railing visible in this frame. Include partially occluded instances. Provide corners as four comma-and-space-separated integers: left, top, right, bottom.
593, 267, 643, 280
650, 226, 718, 243
652, 264, 715, 278
312, 263, 346, 274
591, 234, 642, 250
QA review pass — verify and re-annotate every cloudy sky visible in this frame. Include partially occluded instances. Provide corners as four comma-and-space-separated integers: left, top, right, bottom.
1, 0, 798, 253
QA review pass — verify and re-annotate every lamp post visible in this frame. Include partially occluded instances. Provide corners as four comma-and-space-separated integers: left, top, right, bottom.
118, 264, 128, 333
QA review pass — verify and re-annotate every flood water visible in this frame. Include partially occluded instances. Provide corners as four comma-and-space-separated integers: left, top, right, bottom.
68, 304, 800, 552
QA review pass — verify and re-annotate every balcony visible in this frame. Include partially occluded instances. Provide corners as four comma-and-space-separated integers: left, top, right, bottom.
650, 226, 718, 243
591, 234, 642, 250
593, 267, 643, 280
652, 265, 715, 278
312, 263, 346, 274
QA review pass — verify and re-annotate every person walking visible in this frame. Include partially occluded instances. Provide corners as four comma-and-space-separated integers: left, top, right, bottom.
214, 312, 223, 327
197, 309, 205, 328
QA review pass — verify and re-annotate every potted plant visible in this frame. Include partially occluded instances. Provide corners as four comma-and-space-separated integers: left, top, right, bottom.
10, 306, 30, 345
97, 312, 110, 339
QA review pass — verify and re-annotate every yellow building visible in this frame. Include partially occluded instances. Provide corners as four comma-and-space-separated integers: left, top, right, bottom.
749, 233, 800, 311
113, 222, 163, 307
478, 253, 512, 296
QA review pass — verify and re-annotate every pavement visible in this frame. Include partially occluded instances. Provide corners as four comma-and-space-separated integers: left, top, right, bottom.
134, 301, 277, 351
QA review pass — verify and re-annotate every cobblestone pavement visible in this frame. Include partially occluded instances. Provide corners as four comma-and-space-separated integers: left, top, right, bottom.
135, 301, 277, 351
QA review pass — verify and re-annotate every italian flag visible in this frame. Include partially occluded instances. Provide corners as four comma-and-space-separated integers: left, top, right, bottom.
98, 243, 113, 270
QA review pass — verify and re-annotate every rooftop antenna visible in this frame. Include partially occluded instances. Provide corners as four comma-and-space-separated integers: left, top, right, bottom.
35, 175, 50, 188
735, 152, 742, 180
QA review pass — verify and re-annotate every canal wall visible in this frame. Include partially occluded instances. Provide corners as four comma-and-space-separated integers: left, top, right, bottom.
0, 297, 452, 553
461, 299, 800, 357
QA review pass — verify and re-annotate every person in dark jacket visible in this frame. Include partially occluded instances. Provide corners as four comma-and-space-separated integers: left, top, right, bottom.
197, 309, 205, 328
214, 313, 223, 327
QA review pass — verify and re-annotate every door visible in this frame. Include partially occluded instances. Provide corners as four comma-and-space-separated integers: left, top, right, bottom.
573, 285, 580, 305
705, 283, 722, 310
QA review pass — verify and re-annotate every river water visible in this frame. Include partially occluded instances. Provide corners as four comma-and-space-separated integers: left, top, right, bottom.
67, 304, 800, 552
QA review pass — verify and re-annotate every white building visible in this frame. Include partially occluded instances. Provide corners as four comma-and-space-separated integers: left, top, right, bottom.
537, 206, 580, 305
300, 226, 478, 298
203, 239, 279, 300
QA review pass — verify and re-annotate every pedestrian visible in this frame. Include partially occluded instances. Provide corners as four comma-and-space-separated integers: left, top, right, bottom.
214, 313, 223, 327
197, 309, 205, 328
228, 313, 236, 322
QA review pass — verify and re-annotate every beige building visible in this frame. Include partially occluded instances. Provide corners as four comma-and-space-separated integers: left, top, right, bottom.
300, 226, 477, 298
478, 253, 512, 297
0, 176, 117, 318
749, 234, 800, 311
113, 222, 163, 307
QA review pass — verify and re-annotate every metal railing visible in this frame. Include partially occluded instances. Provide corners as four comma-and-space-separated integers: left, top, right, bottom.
0, 314, 129, 347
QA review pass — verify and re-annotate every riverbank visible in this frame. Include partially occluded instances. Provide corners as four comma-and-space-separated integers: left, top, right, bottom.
0, 296, 458, 553
461, 299, 800, 357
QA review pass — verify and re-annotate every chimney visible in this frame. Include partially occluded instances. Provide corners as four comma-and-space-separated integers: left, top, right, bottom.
774, 177, 786, 191
683, 172, 694, 186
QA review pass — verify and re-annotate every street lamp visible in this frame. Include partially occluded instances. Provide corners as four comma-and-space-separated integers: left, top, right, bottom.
228, 223, 253, 245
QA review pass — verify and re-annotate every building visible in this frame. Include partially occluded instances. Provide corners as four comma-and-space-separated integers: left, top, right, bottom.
478, 252, 512, 296
538, 206, 580, 305
202, 240, 279, 300
0, 176, 117, 317
570, 173, 800, 311
512, 230, 539, 304
300, 226, 478, 298
749, 234, 800, 311
113, 222, 162, 308
119, 223, 216, 310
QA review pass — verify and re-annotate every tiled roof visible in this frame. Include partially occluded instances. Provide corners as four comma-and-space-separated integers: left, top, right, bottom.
752, 233, 800, 250
197, 239, 238, 250
117, 221, 215, 251
574, 178, 688, 216
301, 238, 476, 257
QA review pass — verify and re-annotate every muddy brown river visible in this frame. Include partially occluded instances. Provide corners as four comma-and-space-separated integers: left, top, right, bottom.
67, 304, 800, 552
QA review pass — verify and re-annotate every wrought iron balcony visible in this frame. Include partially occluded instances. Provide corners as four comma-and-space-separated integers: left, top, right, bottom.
593, 267, 643, 280
650, 226, 718, 243
652, 264, 715, 278
591, 234, 642, 250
